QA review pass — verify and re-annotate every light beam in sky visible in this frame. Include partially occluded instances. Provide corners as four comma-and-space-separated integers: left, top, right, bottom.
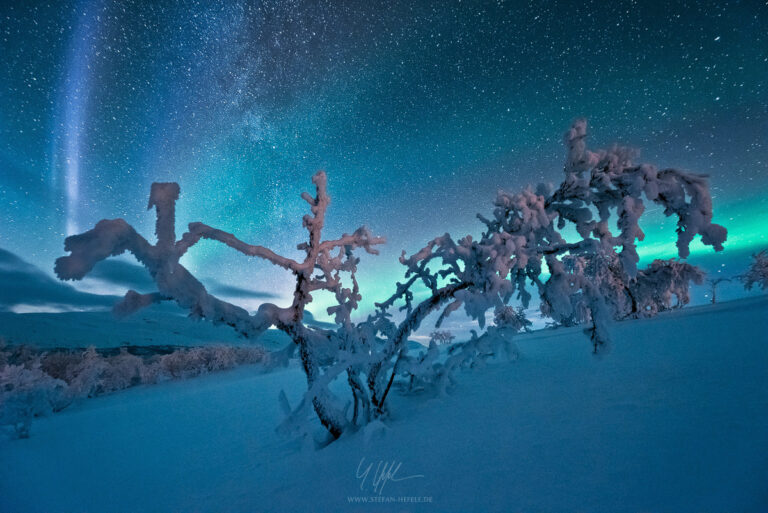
61, 1, 101, 235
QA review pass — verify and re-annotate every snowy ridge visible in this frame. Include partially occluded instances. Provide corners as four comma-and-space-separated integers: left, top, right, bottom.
0, 305, 290, 349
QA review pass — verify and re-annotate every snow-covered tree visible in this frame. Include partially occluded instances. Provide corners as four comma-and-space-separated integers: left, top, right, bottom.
629, 259, 705, 316
742, 249, 768, 291
493, 306, 533, 333
429, 330, 455, 345
56, 120, 727, 440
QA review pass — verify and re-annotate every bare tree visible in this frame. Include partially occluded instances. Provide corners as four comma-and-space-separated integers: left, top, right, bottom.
493, 306, 533, 333
707, 277, 731, 304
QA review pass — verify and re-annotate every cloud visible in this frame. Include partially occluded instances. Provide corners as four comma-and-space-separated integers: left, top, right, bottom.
0, 247, 283, 316
0, 248, 117, 312
207, 282, 278, 300
302, 311, 337, 329
85, 260, 279, 300
88, 259, 157, 292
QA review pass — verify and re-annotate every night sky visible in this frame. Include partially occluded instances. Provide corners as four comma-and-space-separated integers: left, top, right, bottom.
1, 0, 767, 322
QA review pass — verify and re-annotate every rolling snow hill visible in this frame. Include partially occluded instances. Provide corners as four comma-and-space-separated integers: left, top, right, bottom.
0, 304, 290, 349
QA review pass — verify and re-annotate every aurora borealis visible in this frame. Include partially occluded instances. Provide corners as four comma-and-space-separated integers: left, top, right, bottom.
1, 0, 766, 320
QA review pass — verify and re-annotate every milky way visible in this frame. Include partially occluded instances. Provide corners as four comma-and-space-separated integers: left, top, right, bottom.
1, 0, 766, 320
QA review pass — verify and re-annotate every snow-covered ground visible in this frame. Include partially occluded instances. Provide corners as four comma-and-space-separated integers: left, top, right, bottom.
1, 296, 767, 512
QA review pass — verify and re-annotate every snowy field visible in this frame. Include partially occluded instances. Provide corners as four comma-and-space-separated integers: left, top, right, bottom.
1, 296, 767, 513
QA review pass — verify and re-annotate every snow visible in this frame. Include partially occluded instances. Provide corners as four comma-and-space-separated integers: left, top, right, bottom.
1, 296, 766, 512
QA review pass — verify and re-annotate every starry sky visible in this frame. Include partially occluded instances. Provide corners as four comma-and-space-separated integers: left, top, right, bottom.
1, 0, 767, 322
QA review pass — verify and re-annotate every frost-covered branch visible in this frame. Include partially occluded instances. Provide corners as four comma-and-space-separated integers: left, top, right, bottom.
178, 223, 299, 271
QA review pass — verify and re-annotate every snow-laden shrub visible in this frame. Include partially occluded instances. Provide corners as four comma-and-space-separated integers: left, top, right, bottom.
429, 330, 455, 345
632, 259, 705, 316
159, 348, 207, 378
138, 359, 164, 384
1, 344, 38, 368
0, 362, 69, 438
205, 345, 237, 371
157, 345, 265, 378
103, 349, 143, 391
742, 249, 768, 291
0, 338, 8, 368
38, 347, 144, 395
68, 347, 111, 397
159, 347, 236, 377
494, 306, 533, 333
233, 346, 267, 365
40, 351, 81, 381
